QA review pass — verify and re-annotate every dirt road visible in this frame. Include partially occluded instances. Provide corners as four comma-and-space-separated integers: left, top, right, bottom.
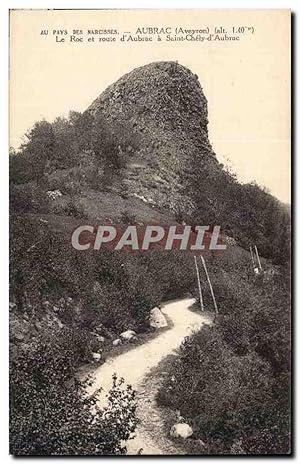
90, 298, 210, 455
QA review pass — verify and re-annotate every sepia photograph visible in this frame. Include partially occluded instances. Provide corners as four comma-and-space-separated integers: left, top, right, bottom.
8, 8, 291, 456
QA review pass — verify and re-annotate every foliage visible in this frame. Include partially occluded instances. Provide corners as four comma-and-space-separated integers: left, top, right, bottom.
10, 183, 51, 214
9, 112, 94, 185
62, 198, 89, 219
120, 209, 137, 224
157, 268, 291, 454
9, 108, 290, 264
189, 157, 290, 265
10, 329, 137, 455
10, 213, 196, 332
9, 105, 291, 455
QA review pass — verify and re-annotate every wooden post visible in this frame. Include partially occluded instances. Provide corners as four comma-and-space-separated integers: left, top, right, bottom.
250, 246, 255, 268
200, 255, 219, 315
254, 245, 262, 271
194, 255, 204, 311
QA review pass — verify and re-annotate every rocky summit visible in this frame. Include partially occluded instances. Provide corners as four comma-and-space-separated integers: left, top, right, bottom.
88, 61, 219, 214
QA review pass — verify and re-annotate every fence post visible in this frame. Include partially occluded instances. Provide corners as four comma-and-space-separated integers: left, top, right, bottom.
200, 255, 219, 315
250, 246, 255, 268
194, 255, 204, 311
254, 245, 262, 271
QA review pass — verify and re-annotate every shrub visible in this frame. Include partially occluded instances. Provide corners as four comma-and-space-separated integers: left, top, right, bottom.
157, 268, 291, 454
10, 330, 138, 455
10, 184, 51, 214
120, 210, 136, 224
63, 198, 89, 219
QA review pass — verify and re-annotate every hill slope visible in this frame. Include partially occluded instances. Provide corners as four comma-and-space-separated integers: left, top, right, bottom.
10, 61, 290, 264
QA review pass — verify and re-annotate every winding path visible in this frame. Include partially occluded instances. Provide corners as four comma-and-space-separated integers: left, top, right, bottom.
89, 298, 210, 455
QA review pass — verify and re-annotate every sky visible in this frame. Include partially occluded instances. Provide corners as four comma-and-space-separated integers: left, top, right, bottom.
10, 9, 291, 203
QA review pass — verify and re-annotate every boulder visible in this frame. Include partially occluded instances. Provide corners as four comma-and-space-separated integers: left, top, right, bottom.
120, 330, 136, 341
170, 423, 193, 439
113, 338, 122, 346
92, 352, 102, 362
149, 307, 168, 329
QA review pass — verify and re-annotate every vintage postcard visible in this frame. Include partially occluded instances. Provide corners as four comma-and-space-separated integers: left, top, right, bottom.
9, 9, 291, 456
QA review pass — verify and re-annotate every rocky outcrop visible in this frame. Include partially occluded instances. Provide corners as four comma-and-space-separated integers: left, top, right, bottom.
87, 61, 219, 215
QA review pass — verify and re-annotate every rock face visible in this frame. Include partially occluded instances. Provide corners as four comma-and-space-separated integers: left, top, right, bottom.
149, 307, 168, 329
87, 61, 219, 215
170, 423, 193, 439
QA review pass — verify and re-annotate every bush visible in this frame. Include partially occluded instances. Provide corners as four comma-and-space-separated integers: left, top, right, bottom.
10, 330, 138, 455
120, 210, 136, 224
157, 268, 291, 454
63, 198, 89, 219
10, 184, 51, 214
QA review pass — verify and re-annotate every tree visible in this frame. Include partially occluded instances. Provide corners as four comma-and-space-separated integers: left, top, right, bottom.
21, 120, 56, 182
